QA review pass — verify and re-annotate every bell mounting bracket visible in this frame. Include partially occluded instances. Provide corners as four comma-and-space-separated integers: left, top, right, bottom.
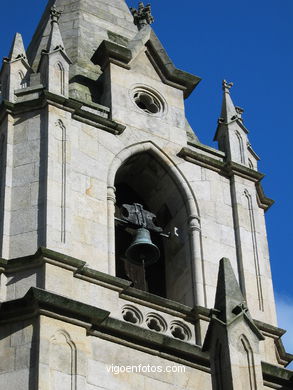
120, 203, 163, 233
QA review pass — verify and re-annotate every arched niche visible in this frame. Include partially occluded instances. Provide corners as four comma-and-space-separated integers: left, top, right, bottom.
56, 62, 65, 95
49, 330, 77, 390
111, 144, 201, 306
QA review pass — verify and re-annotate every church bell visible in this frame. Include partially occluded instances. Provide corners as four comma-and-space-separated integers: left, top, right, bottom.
125, 228, 160, 266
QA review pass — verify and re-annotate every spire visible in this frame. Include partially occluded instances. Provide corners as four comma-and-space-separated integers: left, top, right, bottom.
203, 258, 265, 390
214, 257, 246, 323
27, 0, 138, 75
219, 80, 239, 124
46, 5, 65, 52
208, 257, 264, 339
8, 33, 27, 61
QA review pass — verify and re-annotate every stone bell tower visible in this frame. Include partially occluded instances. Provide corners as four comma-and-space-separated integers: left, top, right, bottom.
0, 1, 292, 389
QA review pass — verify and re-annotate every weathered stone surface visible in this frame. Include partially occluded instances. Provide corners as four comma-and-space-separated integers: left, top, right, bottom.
0, 1, 290, 389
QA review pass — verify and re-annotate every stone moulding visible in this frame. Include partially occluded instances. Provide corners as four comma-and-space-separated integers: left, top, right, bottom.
0, 248, 292, 382
254, 319, 293, 367
262, 362, 293, 388
0, 286, 210, 371
146, 30, 201, 98
0, 90, 126, 136
91, 40, 132, 70
178, 147, 274, 210
0, 246, 291, 367
0, 286, 110, 327
0, 284, 291, 385
91, 29, 201, 99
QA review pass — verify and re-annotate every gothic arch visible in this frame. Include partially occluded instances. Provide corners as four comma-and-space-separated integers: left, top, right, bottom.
235, 130, 245, 164
107, 141, 200, 217
49, 329, 77, 390
244, 189, 264, 311
56, 62, 65, 95
239, 334, 257, 390
107, 141, 205, 306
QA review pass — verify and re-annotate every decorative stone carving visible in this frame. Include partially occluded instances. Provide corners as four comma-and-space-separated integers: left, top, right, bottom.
130, 2, 154, 30
170, 320, 192, 341
145, 313, 167, 333
122, 305, 143, 325
131, 86, 165, 116
50, 5, 62, 24
222, 79, 233, 92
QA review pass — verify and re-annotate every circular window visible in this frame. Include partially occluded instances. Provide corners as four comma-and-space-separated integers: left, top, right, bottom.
132, 87, 165, 116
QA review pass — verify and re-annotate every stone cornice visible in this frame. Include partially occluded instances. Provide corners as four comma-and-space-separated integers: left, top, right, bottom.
0, 91, 125, 136
0, 248, 290, 367
146, 30, 201, 98
0, 285, 291, 384
262, 362, 293, 388
90, 318, 210, 371
91, 40, 132, 70
0, 287, 110, 327
91, 30, 201, 99
0, 286, 210, 371
0, 247, 286, 343
178, 147, 274, 210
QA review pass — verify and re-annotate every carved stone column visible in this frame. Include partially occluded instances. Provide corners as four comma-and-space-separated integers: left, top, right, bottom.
107, 185, 116, 276
188, 215, 205, 307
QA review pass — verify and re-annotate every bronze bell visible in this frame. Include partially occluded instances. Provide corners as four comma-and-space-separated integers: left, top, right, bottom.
125, 228, 160, 266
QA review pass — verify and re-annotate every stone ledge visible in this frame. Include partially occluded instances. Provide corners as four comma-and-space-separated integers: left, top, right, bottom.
0, 92, 126, 136
1, 248, 287, 342
0, 287, 110, 326
90, 317, 210, 371
0, 287, 210, 371
0, 286, 291, 385
2, 247, 291, 368
262, 361, 293, 388
91, 40, 132, 70
187, 141, 226, 159
178, 146, 274, 210
0, 247, 207, 318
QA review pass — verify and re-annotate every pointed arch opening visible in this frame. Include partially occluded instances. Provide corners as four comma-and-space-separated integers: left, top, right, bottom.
112, 146, 199, 305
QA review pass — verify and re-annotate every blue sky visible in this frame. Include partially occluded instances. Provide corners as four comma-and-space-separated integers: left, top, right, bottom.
1, 0, 292, 359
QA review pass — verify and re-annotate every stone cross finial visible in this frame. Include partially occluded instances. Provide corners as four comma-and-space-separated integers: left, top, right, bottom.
50, 5, 62, 24
130, 2, 154, 30
222, 79, 233, 93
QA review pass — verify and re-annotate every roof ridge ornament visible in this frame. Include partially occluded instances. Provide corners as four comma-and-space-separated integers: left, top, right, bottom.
130, 2, 154, 30
50, 5, 62, 24
222, 79, 233, 93
45, 5, 65, 52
